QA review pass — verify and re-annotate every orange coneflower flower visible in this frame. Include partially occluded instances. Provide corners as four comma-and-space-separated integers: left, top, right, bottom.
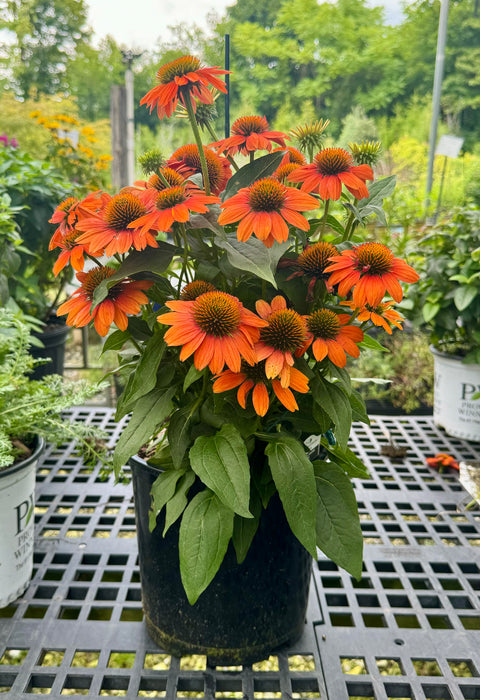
254, 295, 307, 387
426, 453, 459, 471
218, 177, 319, 248
57, 266, 152, 337
131, 184, 220, 234
325, 242, 419, 307
282, 242, 338, 300
273, 162, 302, 185
210, 116, 288, 157
299, 309, 364, 368
49, 192, 101, 236
180, 280, 216, 300
213, 361, 309, 416
273, 146, 306, 166
76, 192, 158, 256
167, 144, 231, 195
140, 55, 228, 120
50, 228, 90, 277
340, 300, 404, 334
289, 147, 373, 200
157, 291, 267, 375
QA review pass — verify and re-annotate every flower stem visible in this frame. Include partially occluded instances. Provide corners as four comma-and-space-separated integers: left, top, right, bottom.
321, 199, 330, 236
185, 99, 211, 195
342, 198, 358, 241
206, 122, 239, 172
177, 224, 190, 296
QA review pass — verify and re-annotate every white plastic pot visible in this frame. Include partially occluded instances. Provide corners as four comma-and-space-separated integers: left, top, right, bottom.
432, 348, 480, 442
0, 438, 44, 608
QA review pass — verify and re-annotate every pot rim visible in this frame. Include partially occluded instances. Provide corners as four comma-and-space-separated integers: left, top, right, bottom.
0, 437, 45, 480
430, 345, 480, 366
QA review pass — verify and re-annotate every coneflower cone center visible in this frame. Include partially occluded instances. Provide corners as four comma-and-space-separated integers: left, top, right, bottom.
260, 309, 306, 352
173, 146, 222, 187
181, 280, 216, 301
156, 56, 200, 84
298, 243, 337, 276
248, 179, 286, 212
82, 267, 118, 300
58, 196, 77, 212
275, 163, 298, 183
105, 195, 146, 230
315, 148, 353, 175
149, 169, 184, 190
354, 243, 394, 275
241, 360, 267, 383
233, 116, 267, 136
193, 292, 241, 336
64, 229, 82, 249
157, 186, 187, 210
307, 309, 341, 340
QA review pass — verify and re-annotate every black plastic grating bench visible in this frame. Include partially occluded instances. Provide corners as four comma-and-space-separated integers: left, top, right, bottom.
1, 408, 479, 699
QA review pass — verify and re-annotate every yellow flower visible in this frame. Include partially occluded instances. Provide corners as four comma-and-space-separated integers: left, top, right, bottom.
81, 126, 95, 136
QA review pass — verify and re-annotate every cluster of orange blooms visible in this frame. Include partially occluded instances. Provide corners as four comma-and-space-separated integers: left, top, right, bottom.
50, 55, 418, 418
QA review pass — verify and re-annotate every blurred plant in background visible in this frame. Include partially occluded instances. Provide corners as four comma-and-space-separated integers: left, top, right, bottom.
30, 111, 112, 191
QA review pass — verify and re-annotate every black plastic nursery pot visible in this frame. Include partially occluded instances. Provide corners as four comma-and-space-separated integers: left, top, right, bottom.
129, 454, 312, 665
30, 317, 70, 381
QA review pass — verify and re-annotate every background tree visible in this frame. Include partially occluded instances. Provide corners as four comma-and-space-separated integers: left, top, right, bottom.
0, 0, 90, 97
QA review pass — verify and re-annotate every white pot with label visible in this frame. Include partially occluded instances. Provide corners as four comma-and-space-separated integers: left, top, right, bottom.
0, 438, 44, 608
431, 348, 480, 442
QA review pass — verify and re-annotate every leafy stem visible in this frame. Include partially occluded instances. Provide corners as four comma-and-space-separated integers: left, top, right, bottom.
185, 99, 211, 195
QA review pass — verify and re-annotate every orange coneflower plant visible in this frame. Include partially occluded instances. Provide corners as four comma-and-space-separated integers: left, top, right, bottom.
49, 53, 420, 606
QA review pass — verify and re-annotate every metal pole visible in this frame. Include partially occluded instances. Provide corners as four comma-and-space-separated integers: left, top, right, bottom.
434, 155, 448, 223
125, 57, 135, 184
224, 34, 230, 139
425, 0, 450, 218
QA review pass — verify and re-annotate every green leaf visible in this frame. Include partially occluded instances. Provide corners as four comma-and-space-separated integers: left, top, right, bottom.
149, 468, 187, 532
329, 364, 352, 394
179, 489, 234, 604
312, 376, 352, 450
232, 487, 262, 564
189, 204, 223, 235
183, 365, 205, 393
454, 285, 477, 311
314, 460, 363, 579
422, 302, 441, 323
215, 234, 290, 287
359, 334, 388, 352
112, 386, 175, 476
324, 442, 370, 480
168, 405, 197, 468
164, 471, 196, 536
222, 151, 285, 200
358, 175, 396, 206
101, 329, 131, 354
117, 332, 166, 414
349, 389, 370, 425
265, 435, 317, 557
0, 274, 9, 305
92, 243, 177, 307
189, 424, 252, 518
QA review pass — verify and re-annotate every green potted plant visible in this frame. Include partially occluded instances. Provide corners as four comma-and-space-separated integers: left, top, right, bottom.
352, 329, 434, 414
0, 141, 76, 378
404, 208, 480, 440
49, 54, 419, 663
0, 310, 110, 608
